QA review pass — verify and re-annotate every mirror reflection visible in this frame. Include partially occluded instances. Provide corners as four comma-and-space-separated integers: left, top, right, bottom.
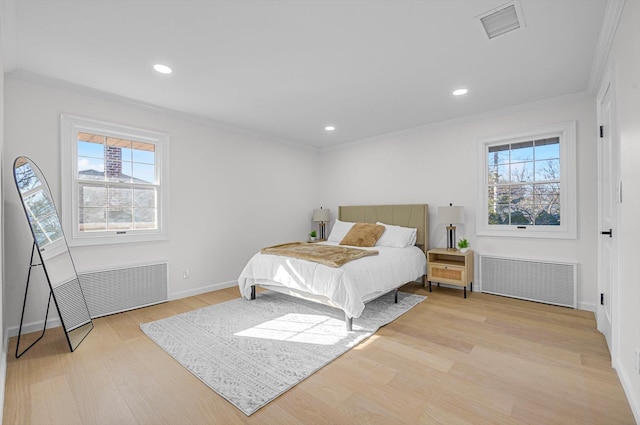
13, 156, 93, 353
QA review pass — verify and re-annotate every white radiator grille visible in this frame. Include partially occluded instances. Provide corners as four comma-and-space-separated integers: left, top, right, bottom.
79, 263, 168, 318
480, 256, 576, 308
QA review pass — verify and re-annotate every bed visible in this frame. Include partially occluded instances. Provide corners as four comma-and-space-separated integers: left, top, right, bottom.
238, 204, 428, 330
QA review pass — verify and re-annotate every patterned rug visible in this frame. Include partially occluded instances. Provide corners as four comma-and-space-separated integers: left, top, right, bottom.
140, 290, 426, 415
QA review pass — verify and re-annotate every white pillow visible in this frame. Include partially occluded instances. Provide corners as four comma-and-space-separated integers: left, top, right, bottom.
375, 222, 417, 248
327, 219, 356, 242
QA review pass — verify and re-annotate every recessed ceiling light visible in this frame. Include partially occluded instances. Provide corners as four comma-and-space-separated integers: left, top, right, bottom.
453, 88, 468, 96
325, 126, 336, 131
153, 64, 173, 74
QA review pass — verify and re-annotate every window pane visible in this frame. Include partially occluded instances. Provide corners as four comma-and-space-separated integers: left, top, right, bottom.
78, 140, 104, 159
133, 142, 155, 164
534, 203, 560, 225
132, 163, 155, 184
488, 186, 510, 204
534, 183, 560, 204
134, 208, 157, 229
496, 164, 509, 183
535, 159, 560, 181
108, 187, 133, 208
134, 187, 156, 208
511, 184, 533, 203
510, 161, 534, 182
105, 161, 132, 182
488, 145, 510, 166
78, 157, 105, 180
78, 132, 105, 144
79, 208, 107, 232
510, 141, 533, 161
534, 137, 560, 160
488, 204, 510, 225
107, 208, 133, 230
510, 209, 533, 225
79, 184, 107, 207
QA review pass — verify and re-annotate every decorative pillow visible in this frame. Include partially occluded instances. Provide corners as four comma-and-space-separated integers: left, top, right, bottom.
327, 219, 355, 242
339, 223, 386, 247
375, 222, 417, 248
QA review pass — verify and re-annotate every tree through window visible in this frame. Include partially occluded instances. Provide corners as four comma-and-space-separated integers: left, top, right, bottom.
487, 137, 560, 226
476, 121, 576, 239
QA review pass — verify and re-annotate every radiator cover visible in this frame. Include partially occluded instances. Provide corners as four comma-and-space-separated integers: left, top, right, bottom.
480, 255, 577, 308
78, 262, 168, 318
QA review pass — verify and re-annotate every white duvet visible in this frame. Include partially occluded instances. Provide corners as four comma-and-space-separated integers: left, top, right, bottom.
237, 241, 426, 319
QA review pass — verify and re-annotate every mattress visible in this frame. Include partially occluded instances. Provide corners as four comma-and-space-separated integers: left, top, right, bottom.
238, 241, 426, 319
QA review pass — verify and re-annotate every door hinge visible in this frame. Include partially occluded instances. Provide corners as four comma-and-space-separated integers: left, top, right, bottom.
599, 125, 604, 138
600, 293, 605, 305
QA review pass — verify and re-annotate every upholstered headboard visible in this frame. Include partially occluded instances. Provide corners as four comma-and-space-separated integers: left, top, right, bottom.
338, 204, 429, 255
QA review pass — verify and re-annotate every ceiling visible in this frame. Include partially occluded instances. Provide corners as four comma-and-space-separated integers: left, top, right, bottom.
2, 0, 611, 150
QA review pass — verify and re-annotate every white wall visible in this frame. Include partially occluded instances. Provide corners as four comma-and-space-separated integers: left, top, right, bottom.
606, 0, 640, 420
320, 95, 598, 310
0, 10, 6, 421
2, 76, 320, 331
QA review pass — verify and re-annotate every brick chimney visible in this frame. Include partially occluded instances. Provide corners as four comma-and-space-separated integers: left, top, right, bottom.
106, 145, 122, 178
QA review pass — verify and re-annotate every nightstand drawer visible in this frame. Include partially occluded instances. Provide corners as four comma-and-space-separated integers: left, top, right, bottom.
428, 264, 467, 286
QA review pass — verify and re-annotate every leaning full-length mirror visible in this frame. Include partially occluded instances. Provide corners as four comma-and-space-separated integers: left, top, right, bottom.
13, 156, 93, 353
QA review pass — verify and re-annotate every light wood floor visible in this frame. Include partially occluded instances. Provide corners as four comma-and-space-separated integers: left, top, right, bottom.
3, 284, 636, 425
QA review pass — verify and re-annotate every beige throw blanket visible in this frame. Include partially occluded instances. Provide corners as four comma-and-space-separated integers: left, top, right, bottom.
261, 242, 378, 268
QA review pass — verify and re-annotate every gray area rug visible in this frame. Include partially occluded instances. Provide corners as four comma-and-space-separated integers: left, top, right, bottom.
140, 290, 426, 415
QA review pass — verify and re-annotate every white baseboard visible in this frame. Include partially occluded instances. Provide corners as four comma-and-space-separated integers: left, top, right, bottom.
6, 281, 238, 337
614, 356, 640, 424
6, 317, 62, 338
577, 301, 597, 312
168, 280, 237, 301
1, 329, 9, 425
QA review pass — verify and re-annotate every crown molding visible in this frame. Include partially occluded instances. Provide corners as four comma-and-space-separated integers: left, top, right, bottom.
6, 69, 319, 153
587, 0, 626, 94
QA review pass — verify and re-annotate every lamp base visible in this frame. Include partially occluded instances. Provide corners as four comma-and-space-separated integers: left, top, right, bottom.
446, 225, 457, 251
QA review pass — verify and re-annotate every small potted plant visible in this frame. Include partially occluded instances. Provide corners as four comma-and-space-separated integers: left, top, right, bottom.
309, 230, 317, 241
457, 238, 469, 253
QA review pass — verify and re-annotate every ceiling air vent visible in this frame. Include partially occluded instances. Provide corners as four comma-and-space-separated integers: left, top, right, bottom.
477, 1, 525, 39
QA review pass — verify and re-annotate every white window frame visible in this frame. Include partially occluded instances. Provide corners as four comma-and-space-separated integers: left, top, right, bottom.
61, 114, 169, 246
476, 121, 577, 239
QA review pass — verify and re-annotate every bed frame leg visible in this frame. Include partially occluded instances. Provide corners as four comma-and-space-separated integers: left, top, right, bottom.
394, 288, 398, 303
345, 314, 353, 332
250, 285, 256, 300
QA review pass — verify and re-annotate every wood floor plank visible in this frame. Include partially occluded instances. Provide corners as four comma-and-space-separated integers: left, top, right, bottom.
3, 285, 636, 424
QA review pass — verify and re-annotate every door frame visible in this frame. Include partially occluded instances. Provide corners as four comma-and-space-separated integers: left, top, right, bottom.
596, 64, 620, 361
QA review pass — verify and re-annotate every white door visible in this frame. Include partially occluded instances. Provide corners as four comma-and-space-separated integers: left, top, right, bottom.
597, 80, 617, 354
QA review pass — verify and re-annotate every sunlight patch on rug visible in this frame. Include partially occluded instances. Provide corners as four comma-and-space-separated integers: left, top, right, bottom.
234, 313, 349, 345
140, 290, 425, 415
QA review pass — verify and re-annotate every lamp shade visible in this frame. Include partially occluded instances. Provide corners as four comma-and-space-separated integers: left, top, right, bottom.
438, 205, 464, 225
312, 208, 330, 222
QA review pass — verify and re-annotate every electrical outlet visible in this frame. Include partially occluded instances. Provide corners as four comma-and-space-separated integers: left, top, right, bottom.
183, 269, 190, 279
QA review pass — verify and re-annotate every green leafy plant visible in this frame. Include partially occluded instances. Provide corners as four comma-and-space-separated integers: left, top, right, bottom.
309, 230, 317, 238
457, 238, 469, 249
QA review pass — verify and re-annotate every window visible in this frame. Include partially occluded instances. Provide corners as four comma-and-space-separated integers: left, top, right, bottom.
476, 121, 576, 239
61, 115, 169, 246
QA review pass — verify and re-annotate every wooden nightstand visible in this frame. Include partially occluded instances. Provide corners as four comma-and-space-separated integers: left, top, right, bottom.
427, 248, 474, 298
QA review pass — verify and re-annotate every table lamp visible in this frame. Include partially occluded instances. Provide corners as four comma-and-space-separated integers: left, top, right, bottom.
438, 204, 464, 251
312, 207, 330, 240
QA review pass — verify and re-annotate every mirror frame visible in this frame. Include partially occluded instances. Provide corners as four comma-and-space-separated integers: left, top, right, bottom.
13, 156, 93, 355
